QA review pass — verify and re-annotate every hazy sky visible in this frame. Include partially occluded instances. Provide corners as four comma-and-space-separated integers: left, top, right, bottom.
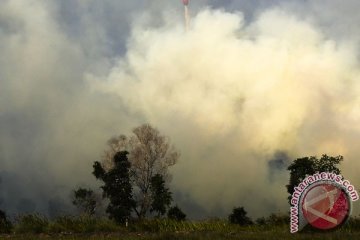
1, 0, 360, 219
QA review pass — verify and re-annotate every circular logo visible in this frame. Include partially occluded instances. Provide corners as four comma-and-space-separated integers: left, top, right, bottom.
301, 183, 350, 230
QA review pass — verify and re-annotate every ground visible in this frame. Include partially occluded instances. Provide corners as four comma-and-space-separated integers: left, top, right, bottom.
2, 230, 360, 240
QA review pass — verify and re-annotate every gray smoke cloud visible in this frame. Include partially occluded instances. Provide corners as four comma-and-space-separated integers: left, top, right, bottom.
1, 0, 360, 219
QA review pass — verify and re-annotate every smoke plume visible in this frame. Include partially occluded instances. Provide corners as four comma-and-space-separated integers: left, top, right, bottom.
1, 0, 360, 219
89, 7, 360, 217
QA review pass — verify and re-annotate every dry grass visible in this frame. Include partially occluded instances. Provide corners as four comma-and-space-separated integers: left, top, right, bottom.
1, 214, 360, 239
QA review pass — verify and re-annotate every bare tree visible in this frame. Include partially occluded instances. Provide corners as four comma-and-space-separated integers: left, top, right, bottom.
101, 124, 179, 218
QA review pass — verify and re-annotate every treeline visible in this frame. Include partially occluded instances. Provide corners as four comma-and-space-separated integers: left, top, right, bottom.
77, 124, 186, 223
0, 123, 352, 235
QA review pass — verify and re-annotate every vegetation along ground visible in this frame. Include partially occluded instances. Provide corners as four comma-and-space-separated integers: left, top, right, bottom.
2, 215, 360, 239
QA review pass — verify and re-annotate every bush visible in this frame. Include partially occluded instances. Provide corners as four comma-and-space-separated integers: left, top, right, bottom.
15, 214, 48, 234
167, 206, 186, 221
71, 188, 97, 216
228, 207, 253, 225
0, 210, 12, 233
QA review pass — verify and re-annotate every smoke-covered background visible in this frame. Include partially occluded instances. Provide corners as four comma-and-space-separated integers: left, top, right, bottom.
1, 0, 360, 219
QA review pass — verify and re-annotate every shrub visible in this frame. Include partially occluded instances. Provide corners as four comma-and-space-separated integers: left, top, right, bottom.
71, 188, 98, 216
228, 207, 253, 225
15, 214, 48, 234
167, 206, 186, 221
0, 210, 12, 233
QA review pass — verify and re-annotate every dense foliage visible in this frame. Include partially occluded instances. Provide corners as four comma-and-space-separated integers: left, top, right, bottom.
286, 154, 343, 203
150, 174, 172, 217
167, 206, 186, 221
228, 207, 253, 225
93, 151, 135, 223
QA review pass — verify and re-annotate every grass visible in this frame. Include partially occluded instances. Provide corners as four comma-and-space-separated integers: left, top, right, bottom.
3, 230, 360, 240
2, 214, 360, 239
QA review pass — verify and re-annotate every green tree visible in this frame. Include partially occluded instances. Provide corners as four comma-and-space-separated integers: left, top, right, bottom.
71, 188, 98, 216
150, 174, 172, 217
101, 124, 179, 219
228, 207, 253, 225
167, 205, 186, 221
286, 154, 343, 203
93, 151, 135, 223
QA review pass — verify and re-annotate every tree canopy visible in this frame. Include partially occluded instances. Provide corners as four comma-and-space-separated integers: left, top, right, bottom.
150, 174, 172, 217
93, 151, 135, 223
228, 206, 253, 225
99, 124, 179, 219
286, 154, 343, 203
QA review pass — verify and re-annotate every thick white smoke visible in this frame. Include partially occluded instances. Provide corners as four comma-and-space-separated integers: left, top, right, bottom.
89, 8, 360, 217
1, 0, 360, 219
